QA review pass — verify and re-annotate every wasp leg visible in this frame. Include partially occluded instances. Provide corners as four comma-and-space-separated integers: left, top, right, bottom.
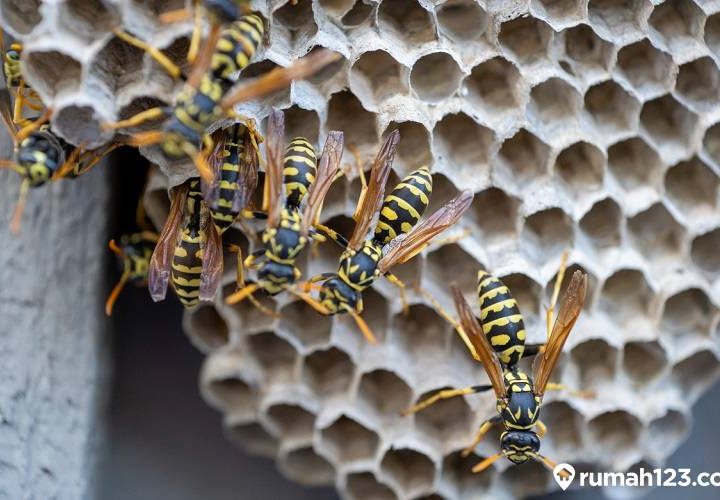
383, 271, 409, 315
546, 250, 569, 338
402, 385, 492, 416
112, 28, 183, 79
521, 343, 545, 359
347, 143, 367, 221
243, 249, 266, 270
313, 223, 349, 249
104, 107, 167, 131
13, 80, 34, 128
226, 244, 277, 316
544, 382, 595, 399
240, 209, 268, 221
16, 108, 51, 142
461, 415, 503, 457
187, 5, 203, 64
535, 419, 547, 438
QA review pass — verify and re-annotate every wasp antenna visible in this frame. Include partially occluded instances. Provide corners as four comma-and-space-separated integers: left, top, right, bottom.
108, 239, 125, 256
105, 269, 131, 316
9, 178, 29, 234
226, 283, 260, 305
286, 286, 330, 315
342, 304, 377, 344
471, 452, 508, 474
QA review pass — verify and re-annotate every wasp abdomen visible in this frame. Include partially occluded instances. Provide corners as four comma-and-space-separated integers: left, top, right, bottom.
477, 270, 527, 366
212, 14, 264, 81
171, 181, 205, 308
374, 166, 432, 245
283, 137, 317, 208
210, 129, 245, 234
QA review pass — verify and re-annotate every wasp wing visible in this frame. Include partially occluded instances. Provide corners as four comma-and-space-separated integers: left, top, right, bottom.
199, 205, 224, 301
452, 284, 506, 399
0, 88, 16, 138
347, 130, 399, 250
232, 122, 260, 213
148, 183, 189, 301
187, 22, 223, 89
533, 270, 587, 398
263, 109, 285, 228
301, 130, 343, 235
377, 190, 473, 274
200, 128, 227, 205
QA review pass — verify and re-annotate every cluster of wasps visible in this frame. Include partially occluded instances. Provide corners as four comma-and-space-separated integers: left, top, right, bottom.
0, 0, 594, 478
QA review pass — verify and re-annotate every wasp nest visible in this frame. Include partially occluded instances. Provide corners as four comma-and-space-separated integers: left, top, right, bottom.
5, 0, 720, 498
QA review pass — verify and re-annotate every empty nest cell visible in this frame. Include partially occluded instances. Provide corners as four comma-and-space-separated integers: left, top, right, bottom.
382, 121, 431, 176
118, 97, 168, 133
378, 0, 435, 48
410, 52, 463, 103
320, 415, 380, 463
615, 40, 676, 98
528, 78, 582, 128
185, 304, 230, 351
607, 137, 664, 193
282, 446, 335, 486
571, 338, 619, 389
225, 421, 278, 458
539, 401, 584, 454
554, 141, 605, 195
691, 228, 720, 273
435, 0, 488, 42
247, 331, 298, 383
664, 157, 719, 219
588, 0, 651, 41
587, 410, 643, 463
413, 386, 474, 448
441, 451, 493, 497
340, 1, 373, 27
584, 80, 640, 137
392, 304, 450, 359
319, 0, 357, 19
279, 300, 333, 349
464, 57, 521, 117
380, 448, 435, 497
426, 243, 479, 298
623, 340, 667, 385
498, 16, 552, 66
350, 50, 409, 106
495, 129, 550, 189
599, 269, 654, 323
266, 403, 316, 441
59, 0, 119, 42
671, 350, 720, 400
0, 0, 41, 35
301, 346, 353, 397
345, 472, 396, 500
561, 24, 614, 77
467, 187, 520, 243
675, 57, 720, 110
661, 288, 715, 340
205, 375, 255, 413
627, 202, 687, 261
282, 105, 321, 146
499, 461, 552, 498
326, 90, 378, 148
52, 105, 108, 148
520, 208, 574, 263
706, 12, 720, 58
90, 35, 146, 94
579, 197, 622, 248
704, 122, 720, 164
24, 50, 82, 98
273, 0, 318, 50
648, 0, 704, 55
646, 410, 689, 459
433, 113, 493, 186
357, 369, 413, 418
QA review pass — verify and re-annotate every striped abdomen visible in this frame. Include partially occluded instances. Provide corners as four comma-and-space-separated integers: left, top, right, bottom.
212, 14, 264, 82
374, 166, 432, 245
477, 271, 527, 366
283, 137, 317, 208
171, 180, 205, 308
210, 125, 245, 233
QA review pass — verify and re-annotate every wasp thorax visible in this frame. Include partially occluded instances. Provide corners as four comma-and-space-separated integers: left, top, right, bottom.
501, 430, 540, 464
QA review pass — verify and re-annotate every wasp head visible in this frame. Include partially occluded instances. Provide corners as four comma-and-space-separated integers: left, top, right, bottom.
500, 430, 541, 464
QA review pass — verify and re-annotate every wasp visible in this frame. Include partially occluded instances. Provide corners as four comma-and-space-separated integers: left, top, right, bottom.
300, 131, 474, 343
225, 109, 344, 313
106, 231, 159, 315
403, 261, 588, 476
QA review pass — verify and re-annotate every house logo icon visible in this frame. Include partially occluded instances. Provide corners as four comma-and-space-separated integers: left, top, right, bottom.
553, 463, 576, 491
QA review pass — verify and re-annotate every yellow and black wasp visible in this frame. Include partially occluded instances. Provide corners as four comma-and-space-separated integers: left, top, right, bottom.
403, 263, 588, 475
301, 132, 474, 343
148, 177, 225, 308
106, 231, 159, 315
225, 109, 344, 312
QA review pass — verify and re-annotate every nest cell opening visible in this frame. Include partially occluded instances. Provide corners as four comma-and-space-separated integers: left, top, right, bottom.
60, 0, 119, 42
357, 369, 413, 418
266, 403, 316, 441
554, 141, 605, 195
563, 24, 614, 74
320, 416, 380, 463
414, 387, 474, 448
706, 13, 720, 58
225, 422, 278, 458
496, 128, 550, 189
301, 347, 353, 397
671, 350, 720, 400
528, 78, 582, 126
646, 410, 689, 459
532, 0, 585, 29
380, 448, 435, 497
247, 331, 298, 383
498, 17, 552, 66
664, 157, 719, 219
540, 401, 584, 454
279, 106, 320, 146
661, 288, 715, 339
607, 137, 663, 192
346, 472, 396, 500
90, 36, 147, 94
579, 198, 622, 248
520, 208, 574, 263
627, 202, 686, 261
433, 113, 492, 184
0, 0, 41, 35
378, 0, 435, 47
327, 90, 378, 148
675, 57, 720, 110
435, 0, 489, 42
410, 52, 463, 103
24, 51, 82, 98
467, 187, 520, 244
600, 269, 654, 322
499, 461, 553, 498
319, 0, 356, 18
587, 410, 643, 462
465, 57, 521, 115
587, 0, 649, 40
52, 105, 106, 147
640, 95, 699, 159
571, 339, 618, 389
691, 228, 720, 274
273, 0, 318, 49
283, 446, 335, 486
392, 304, 450, 359
206, 376, 255, 412
426, 243, 479, 299
341, 1, 373, 27
623, 340, 667, 385
350, 50, 409, 106
185, 304, 230, 351
382, 121, 431, 176
615, 40, 675, 98
584, 80, 640, 137
648, 0, 704, 53
279, 300, 333, 349
441, 451, 493, 497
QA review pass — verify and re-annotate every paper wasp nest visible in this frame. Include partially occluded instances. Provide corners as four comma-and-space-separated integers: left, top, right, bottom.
5, 0, 720, 497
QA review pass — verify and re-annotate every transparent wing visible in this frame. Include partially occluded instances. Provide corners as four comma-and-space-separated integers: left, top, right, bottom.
0, 88, 16, 138
347, 130, 399, 250
377, 190, 473, 274
199, 205, 224, 301
200, 128, 227, 205
452, 284, 506, 399
148, 184, 189, 301
533, 270, 588, 398
263, 109, 285, 228
301, 130, 343, 235
232, 122, 260, 213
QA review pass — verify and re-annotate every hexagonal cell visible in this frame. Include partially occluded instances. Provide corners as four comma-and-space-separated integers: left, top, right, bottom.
623, 341, 667, 385
691, 228, 720, 273
319, 0, 355, 18
648, 0, 704, 55
301, 346, 354, 397
320, 416, 380, 463
545, 262, 598, 315
282, 105, 320, 145
305, 46, 347, 90
52, 105, 108, 147
465, 57, 521, 117
665, 157, 719, 218
433, 113, 493, 185
584, 80, 640, 137
627, 202, 687, 261
646, 410, 689, 459
562, 24, 614, 76
540, 401, 584, 455
441, 451, 493, 497
392, 304, 450, 359
350, 50, 409, 106
283, 446, 335, 486
382, 121, 431, 176
414, 386, 474, 446
467, 187, 520, 243
118, 97, 168, 133
671, 350, 720, 399
357, 369, 411, 423
411, 52, 463, 103
205, 376, 255, 412
498, 16, 552, 66
378, 0, 435, 48
676, 57, 720, 110
571, 339, 618, 389
607, 137, 664, 193
266, 403, 316, 441
706, 12, 720, 57
89, 36, 146, 94
0, 0, 41, 35
588, 0, 650, 41
600, 269, 654, 321
427, 243, 479, 298
499, 460, 552, 498
436, 0, 489, 42
661, 288, 715, 340
533, 0, 586, 29
185, 303, 230, 351
704, 122, 720, 164
528, 78, 582, 127
341, 0, 373, 27
59, 0, 119, 42
587, 411, 643, 462
615, 40, 675, 98
247, 331, 298, 383
225, 421, 278, 458
24, 51, 82, 98
221, 282, 277, 331
346, 472, 396, 500
495, 129, 550, 188
641, 93, 700, 161
579, 198, 622, 248
554, 141, 605, 195
380, 448, 434, 497
520, 208, 574, 263
279, 300, 333, 349
355, 287, 390, 345
327, 90, 378, 148
273, 0, 318, 49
